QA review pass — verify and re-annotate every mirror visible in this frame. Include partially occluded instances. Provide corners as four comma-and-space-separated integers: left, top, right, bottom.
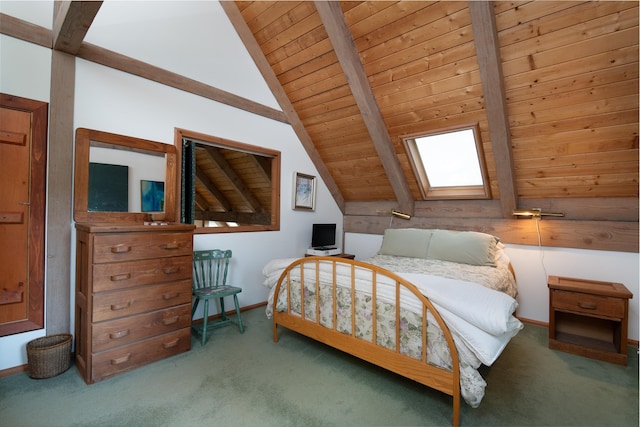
74, 128, 178, 223
176, 128, 280, 234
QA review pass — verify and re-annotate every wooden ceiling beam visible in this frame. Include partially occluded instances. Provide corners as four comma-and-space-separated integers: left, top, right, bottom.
221, 0, 346, 212
52, 1, 102, 54
195, 167, 232, 211
0, 12, 51, 47
76, 42, 288, 124
314, 1, 414, 216
468, 1, 518, 218
202, 146, 264, 213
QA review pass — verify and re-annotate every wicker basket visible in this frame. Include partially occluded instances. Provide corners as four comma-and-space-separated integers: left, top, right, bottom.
26, 334, 72, 379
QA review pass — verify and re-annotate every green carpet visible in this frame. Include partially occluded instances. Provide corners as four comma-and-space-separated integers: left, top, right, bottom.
0, 307, 637, 426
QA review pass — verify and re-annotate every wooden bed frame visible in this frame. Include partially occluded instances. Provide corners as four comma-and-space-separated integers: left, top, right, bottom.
272, 256, 463, 426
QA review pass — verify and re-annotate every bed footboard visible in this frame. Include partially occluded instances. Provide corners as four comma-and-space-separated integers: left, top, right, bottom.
271, 256, 462, 427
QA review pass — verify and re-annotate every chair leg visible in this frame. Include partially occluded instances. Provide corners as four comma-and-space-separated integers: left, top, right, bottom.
233, 294, 245, 333
191, 297, 200, 318
201, 299, 209, 346
219, 297, 226, 321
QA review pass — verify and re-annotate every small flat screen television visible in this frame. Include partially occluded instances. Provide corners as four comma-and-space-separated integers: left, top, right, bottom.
311, 223, 336, 249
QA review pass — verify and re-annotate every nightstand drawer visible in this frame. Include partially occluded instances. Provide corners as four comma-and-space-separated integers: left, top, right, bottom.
552, 290, 625, 319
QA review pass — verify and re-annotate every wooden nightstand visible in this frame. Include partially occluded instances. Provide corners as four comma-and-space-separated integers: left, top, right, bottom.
548, 275, 633, 365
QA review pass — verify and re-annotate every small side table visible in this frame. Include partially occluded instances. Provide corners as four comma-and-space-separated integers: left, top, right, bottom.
304, 253, 355, 259
548, 275, 633, 365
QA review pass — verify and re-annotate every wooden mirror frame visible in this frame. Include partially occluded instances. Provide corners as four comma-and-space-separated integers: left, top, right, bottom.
73, 128, 178, 223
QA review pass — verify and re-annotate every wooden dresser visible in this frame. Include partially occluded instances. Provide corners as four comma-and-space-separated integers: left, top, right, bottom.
75, 223, 195, 384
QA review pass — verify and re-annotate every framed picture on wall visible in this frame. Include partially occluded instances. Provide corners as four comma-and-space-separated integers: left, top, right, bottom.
293, 172, 316, 211
140, 180, 165, 212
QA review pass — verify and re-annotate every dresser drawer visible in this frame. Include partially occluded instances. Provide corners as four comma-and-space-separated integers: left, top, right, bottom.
92, 304, 191, 352
93, 232, 192, 263
92, 255, 192, 292
92, 280, 192, 322
552, 290, 625, 319
91, 328, 191, 382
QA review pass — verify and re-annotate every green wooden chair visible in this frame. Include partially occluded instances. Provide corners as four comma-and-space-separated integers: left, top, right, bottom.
191, 249, 245, 346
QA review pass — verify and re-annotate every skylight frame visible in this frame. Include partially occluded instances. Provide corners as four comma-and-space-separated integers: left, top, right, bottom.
402, 123, 491, 200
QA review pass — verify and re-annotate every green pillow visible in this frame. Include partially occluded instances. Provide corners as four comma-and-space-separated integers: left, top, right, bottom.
378, 228, 432, 258
427, 229, 498, 266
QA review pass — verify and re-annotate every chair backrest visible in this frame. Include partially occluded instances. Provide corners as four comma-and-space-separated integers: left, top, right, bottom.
192, 249, 232, 291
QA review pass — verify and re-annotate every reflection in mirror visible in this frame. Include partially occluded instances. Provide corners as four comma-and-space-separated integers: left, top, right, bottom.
176, 128, 281, 234
74, 128, 178, 224
88, 144, 165, 212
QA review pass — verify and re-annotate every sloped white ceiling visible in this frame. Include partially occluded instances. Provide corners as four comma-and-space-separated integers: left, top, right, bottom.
84, 1, 279, 109
0, 1, 53, 29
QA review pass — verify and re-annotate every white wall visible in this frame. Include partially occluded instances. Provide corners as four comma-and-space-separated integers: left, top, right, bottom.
345, 232, 640, 341
0, 34, 52, 371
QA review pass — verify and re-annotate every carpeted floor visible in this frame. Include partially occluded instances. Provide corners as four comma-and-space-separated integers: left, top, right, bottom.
0, 306, 637, 426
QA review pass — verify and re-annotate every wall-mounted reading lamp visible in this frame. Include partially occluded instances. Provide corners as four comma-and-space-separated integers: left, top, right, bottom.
391, 209, 411, 220
512, 208, 564, 219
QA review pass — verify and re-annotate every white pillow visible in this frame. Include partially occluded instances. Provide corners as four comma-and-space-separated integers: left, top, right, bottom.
378, 228, 432, 258
427, 229, 498, 267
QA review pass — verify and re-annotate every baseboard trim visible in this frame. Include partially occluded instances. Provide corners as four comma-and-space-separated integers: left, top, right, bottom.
0, 363, 28, 379
191, 301, 267, 326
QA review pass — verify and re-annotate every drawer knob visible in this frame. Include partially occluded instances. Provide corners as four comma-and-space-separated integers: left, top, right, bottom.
163, 266, 180, 274
162, 242, 181, 250
109, 329, 130, 339
578, 301, 597, 310
110, 273, 131, 282
111, 353, 131, 365
110, 301, 132, 311
110, 245, 132, 254
163, 339, 179, 349
162, 316, 179, 326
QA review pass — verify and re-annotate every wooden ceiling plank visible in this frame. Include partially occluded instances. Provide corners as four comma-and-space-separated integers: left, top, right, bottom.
221, 0, 345, 212
469, 0, 517, 217
494, 0, 579, 32
52, 1, 102, 54
503, 44, 638, 84
507, 63, 638, 104
259, 3, 320, 56
361, 7, 472, 69
500, 5, 638, 62
315, 0, 413, 214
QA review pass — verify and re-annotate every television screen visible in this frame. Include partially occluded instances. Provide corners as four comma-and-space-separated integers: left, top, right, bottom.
311, 223, 336, 249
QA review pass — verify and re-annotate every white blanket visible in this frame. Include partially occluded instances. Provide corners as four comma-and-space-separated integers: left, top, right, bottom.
262, 258, 523, 366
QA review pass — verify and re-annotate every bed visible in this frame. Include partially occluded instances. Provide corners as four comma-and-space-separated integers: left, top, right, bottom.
262, 229, 523, 426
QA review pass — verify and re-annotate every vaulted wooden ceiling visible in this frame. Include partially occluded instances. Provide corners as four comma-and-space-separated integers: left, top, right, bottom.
222, 1, 638, 219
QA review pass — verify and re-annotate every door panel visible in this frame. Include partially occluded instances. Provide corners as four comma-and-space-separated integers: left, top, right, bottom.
0, 108, 30, 324
0, 94, 47, 336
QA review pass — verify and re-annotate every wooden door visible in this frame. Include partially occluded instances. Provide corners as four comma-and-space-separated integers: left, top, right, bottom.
0, 94, 47, 335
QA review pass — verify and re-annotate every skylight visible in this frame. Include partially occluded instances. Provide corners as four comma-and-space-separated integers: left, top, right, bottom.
403, 124, 490, 200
